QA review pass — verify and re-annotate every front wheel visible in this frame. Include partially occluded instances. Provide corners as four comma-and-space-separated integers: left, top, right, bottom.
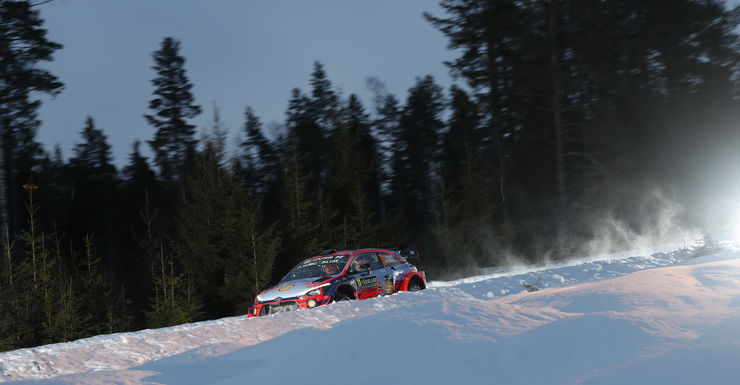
333, 291, 351, 302
407, 280, 423, 292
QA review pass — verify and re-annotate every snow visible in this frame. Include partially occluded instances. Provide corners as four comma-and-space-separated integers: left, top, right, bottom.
3, 246, 740, 384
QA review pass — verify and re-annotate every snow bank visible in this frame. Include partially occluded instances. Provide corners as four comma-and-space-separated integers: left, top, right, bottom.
3, 247, 740, 384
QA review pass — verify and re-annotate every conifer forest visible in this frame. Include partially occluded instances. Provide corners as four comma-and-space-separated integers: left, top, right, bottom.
2, 0, 740, 350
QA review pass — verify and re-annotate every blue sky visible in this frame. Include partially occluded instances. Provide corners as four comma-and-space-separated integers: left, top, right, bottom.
36, 0, 456, 167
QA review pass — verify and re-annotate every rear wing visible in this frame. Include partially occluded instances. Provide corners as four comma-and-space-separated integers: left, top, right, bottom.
384, 244, 421, 260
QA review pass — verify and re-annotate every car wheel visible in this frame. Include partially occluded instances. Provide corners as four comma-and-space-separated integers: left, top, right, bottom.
408, 280, 423, 292
333, 291, 351, 302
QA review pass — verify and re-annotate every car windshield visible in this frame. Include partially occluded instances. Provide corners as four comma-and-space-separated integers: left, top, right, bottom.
281, 255, 350, 282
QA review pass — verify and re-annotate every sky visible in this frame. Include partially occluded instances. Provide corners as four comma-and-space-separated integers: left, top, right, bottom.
32, 0, 740, 169
33, 0, 456, 168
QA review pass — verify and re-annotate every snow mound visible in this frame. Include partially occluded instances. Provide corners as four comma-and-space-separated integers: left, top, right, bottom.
3, 246, 740, 384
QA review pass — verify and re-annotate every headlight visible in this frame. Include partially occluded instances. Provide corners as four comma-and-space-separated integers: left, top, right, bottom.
304, 288, 322, 297
300, 283, 329, 298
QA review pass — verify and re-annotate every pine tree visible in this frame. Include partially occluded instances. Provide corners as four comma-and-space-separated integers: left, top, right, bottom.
145, 240, 198, 328
139, 188, 200, 328
285, 88, 326, 190
179, 108, 279, 318
49, 224, 86, 342
309, 61, 339, 130
145, 37, 201, 185
367, 79, 401, 221
116, 141, 161, 323
122, 141, 159, 209
283, 62, 338, 190
14, 183, 58, 345
67, 117, 119, 283
327, 96, 379, 249
69, 117, 116, 180
274, 128, 321, 280
0, 0, 63, 237
75, 234, 111, 335
0, 224, 19, 350
434, 86, 499, 269
425, 0, 525, 220
425, 0, 740, 261
391, 76, 445, 239
240, 107, 278, 194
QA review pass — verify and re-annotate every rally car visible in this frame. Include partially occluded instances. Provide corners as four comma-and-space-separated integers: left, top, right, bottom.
247, 245, 426, 317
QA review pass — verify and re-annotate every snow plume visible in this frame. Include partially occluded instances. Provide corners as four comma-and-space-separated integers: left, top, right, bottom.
429, 185, 702, 281
578, 188, 699, 260
429, 224, 537, 281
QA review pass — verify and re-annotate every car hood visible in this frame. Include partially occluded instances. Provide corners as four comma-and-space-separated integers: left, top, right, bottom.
256, 276, 334, 302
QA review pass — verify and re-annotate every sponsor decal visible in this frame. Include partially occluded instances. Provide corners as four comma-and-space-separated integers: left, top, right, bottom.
278, 284, 295, 292
357, 276, 378, 288
385, 280, 393, 294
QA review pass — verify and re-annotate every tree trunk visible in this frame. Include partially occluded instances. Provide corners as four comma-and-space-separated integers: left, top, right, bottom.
251, 231, 258, 293
548, 0, 568, 251
485, 0, 509, 223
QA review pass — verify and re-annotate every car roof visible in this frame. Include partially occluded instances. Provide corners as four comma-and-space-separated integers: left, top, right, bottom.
306, 248, 395, 260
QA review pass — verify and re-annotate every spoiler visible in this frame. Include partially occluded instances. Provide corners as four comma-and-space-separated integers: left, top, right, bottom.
383, 243, 421, 260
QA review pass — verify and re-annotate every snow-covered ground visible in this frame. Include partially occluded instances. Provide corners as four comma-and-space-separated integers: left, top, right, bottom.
3, 245, 740, 384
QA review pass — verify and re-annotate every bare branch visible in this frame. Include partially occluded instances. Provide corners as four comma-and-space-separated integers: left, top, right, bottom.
30, 0, 55, 7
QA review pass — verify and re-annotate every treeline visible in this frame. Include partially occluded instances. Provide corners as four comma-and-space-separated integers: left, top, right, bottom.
2, 0, 740, 350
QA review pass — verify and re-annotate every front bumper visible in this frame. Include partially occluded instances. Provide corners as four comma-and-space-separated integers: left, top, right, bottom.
247, 294, 332, 317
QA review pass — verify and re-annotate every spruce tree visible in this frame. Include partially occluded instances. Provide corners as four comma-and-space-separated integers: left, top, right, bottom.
425, 0, 525, 220
391, 76, 445, 239
309, 61, 338, 129
0, 224, 16, 349
69, 117, 116, 180
285, 88, 325, 189
66, 117, 119, 280
273, 128, 321, 280
139, 185, 200, 328
367, 79, 401, 220
145, 37, 201, 185
179, 108, 278, 318
327, 96, 379, 248
122, 141, 159, 208
0, 0, 63, 237
283, 62, 338, 190
118, 141, 160, 321
240, 107, 278, 194
434, 86, 498, 269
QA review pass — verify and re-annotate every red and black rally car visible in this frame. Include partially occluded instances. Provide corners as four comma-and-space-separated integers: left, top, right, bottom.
247, 245, 426, 317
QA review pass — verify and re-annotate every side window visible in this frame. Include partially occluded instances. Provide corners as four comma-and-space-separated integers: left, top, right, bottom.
353, 253, 382, 271
379, 252, 400, 266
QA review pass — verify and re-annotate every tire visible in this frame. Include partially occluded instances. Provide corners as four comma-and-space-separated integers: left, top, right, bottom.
333, 290, 351, 302
407, 280, 423, 292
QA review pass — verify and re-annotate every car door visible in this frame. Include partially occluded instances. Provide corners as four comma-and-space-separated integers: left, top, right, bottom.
377, 251, 407, 294
349, 252, 385, 299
